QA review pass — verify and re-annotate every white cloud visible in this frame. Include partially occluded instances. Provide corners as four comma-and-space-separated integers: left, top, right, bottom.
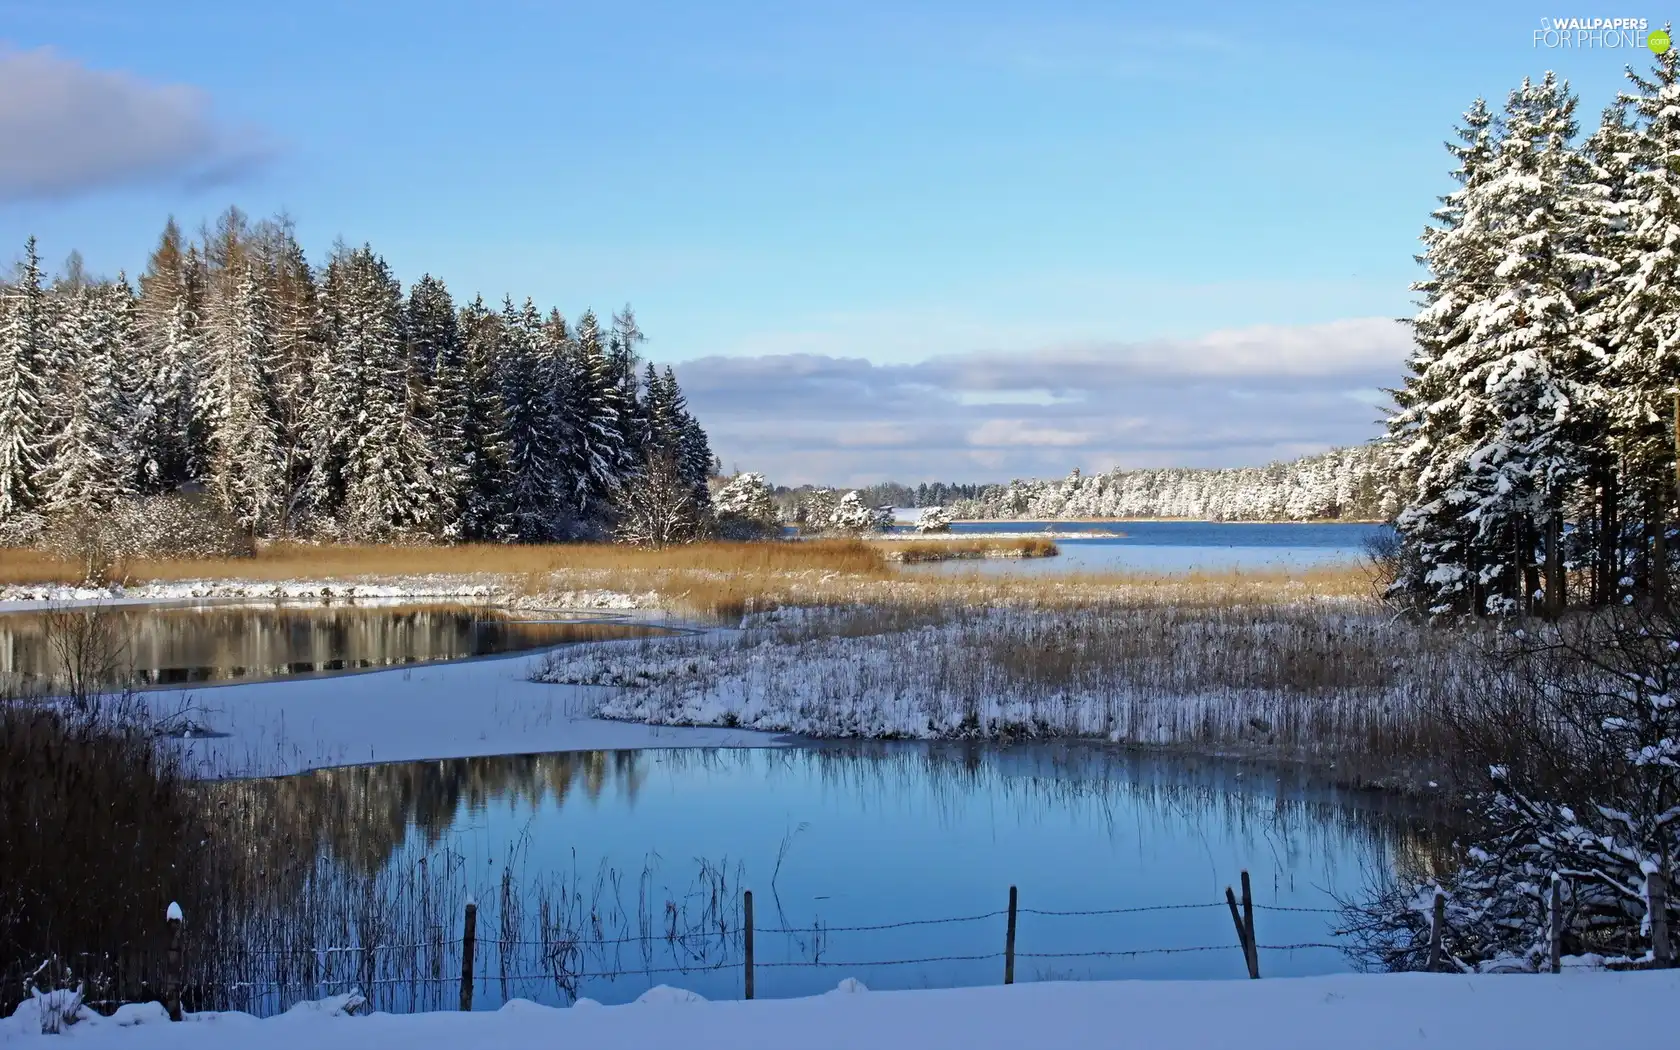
674, 318, 1407, 485
0, 45, 271, 200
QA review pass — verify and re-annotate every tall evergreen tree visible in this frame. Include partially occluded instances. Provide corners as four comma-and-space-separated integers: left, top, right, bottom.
41, 280, 138, 514
1389, 99, 1504, 617
1607, 44, 1680, 600
329, 248, 437, 540
199, 266, 284, 533
456, 297, 511, 540
408, 275, 468, 535
0, 238, 51, 529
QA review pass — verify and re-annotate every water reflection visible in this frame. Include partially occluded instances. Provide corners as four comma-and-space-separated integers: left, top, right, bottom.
206, 745, 1441, 1010
0, 603, 656, 693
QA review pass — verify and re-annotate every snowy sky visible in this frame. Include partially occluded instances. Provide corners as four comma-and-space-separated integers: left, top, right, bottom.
0, 1, 1662, 483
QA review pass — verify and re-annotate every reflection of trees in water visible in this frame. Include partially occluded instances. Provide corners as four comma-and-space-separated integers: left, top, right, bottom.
181, 744, 1447, 1015
215, 743, 1438, 889
0, 605, 651, 691
208, 750, 646, 878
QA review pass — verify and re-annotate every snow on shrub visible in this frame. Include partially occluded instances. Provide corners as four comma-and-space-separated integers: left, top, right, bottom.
915, 506, 953, 533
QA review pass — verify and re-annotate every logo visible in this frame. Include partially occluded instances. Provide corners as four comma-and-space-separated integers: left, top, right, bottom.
1532, 16, 1668, 49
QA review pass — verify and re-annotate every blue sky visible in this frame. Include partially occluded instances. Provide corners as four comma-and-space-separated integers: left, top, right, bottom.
0, 1, 1668, 483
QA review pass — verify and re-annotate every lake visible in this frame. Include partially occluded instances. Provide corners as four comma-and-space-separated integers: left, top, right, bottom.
0, 603, 658, 694
895, 521, 1387, 574
213, 744, 1433, 1013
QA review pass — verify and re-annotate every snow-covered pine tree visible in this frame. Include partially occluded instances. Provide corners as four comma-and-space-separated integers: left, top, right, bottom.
332, 248, 438, 541
665, 366, 714, 497
40, 279, 138, 516
498, 297, 561, 540
302, 244, 363, 521
456, 297, 512, 540
0, 238, 51, 534
1577, 100, 1642, 604
1388, 98, 1506, 617
1607, 41, 1680, 601
1456, 75, 1602, 616
134, 220, 209, 493
254, 218, 320, 533
408, 275, 469, 537
568, 309, 630, 515
199, 266, 285, 534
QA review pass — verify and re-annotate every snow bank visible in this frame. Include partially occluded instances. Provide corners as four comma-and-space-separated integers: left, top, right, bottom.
154, 642, 781, 779
3, 972, 1671, 1049
0, 576, 653, 613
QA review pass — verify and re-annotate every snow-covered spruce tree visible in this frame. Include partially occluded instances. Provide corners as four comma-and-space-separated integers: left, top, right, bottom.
455, 297, 512, 540
199, 266, 285, 534
1456, 75, 1603, 617
40, 280, 138, 517
407, 275, 468, 536
612, 450, 705, 548
915, 505, 953, 533
331, 248, 439, 541
1575, 101, 1642, 605
566, 309, 630, 517
0, 238, 51, 538
712, 471, 779, 539
1606, 41, 1680, 601
134, 222, 209, 493
498, 298, 562, 540
253, 218, 321, 533
666, 366, 715, 498
1387, 98, 1505, 617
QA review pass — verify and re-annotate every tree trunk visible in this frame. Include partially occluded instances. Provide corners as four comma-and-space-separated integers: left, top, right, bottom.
1599, 463, 1619, 607
1545, 512, 1566, 618
1655, 485, 1670, 609
1522, 517, 1541, 617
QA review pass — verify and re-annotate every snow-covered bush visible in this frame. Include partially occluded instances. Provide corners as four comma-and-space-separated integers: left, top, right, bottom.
711, 472, 780, 540
1343, 604, 1680, 971
40, 495, 252, 581
827, 491, 883, 534
915, 506, 952, 533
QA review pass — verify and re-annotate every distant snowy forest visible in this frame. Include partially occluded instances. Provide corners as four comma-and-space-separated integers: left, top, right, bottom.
0, 209, 713, 546
791, 445, 1390, 523
943, 445, 1389, 522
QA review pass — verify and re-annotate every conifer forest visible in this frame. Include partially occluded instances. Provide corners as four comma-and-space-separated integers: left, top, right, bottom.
0, 208, 714, 546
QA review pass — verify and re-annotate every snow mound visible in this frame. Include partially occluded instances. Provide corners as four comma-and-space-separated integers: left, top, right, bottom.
827, 978, 869, 995
634, 986, 708, 1006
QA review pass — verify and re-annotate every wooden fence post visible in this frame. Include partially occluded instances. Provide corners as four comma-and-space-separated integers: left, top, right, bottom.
459, 901, 477, 1012
1549, 877, 1563, 975
164, 902, 183, 1022
1649, 869, 1671, 968
1004, 886, 1018, 985
743, 890, 755, 1000
1427, 888, 1445, 972
1240, 870, 1259, 979
1225, 886, 1255, 979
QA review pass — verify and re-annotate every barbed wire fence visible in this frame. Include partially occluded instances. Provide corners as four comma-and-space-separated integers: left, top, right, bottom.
6, 871, 1349, 1020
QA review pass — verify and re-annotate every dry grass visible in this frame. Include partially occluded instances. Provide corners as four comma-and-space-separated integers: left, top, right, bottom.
1, 539, 1377, 618
887, 538, 1060, 563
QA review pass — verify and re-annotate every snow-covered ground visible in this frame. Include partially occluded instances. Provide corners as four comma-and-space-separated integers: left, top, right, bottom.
0, 576, 659, 613
5, 971, 1671, 1049
153, 642, 779, 779
535, 608, 1436, 754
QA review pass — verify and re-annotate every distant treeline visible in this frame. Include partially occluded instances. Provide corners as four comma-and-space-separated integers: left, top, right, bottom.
783, 445, 1390, 522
